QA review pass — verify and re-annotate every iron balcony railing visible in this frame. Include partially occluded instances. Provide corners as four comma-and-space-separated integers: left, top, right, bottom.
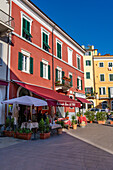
0, 9, 15, 29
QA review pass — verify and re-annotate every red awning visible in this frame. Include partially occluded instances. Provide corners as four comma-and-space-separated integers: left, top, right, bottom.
0, 80, 8, 86
76, 97, 91, 104
13, 81, 81, 107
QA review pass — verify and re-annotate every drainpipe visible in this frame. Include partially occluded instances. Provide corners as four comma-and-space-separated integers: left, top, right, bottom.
52, 25, 55, 90
93, 55, 96, 107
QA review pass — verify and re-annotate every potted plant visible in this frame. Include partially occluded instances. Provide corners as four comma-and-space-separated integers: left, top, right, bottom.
96, 112, 107, 124
4, 118, 14, 137
71, 115, 77, 129
84, 111, 94, 123
16, 128, 32, 140
39, 118, 50, 139
65, 111, 69, 119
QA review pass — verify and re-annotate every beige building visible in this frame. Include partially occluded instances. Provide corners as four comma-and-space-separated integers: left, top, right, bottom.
82, 45, 98, 108
0, 0, 14, 124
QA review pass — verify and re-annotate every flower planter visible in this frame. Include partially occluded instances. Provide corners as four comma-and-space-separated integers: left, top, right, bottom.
16, 132, 32, 140
40, 132, 50, 139
110, 121, 113, 125
57, 128, 62, 134
98, 120, 105, 124
72, 124, 77, 130
3, 130, 14, 137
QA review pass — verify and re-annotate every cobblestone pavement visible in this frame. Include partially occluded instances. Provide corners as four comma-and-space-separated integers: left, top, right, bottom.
0, 132, 113, 170
65, 123, 113, 154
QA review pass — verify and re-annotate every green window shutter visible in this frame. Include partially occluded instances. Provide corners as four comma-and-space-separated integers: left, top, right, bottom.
86, 72, 90, 79
18, 52, 23, 71
89, 51, 91, 56
48, 65, 50, 80
108, 87, 110, 98
27, 21, 30, 32
77, 78, 79, 89
30, 57, 33, 74
100, 74, 104, 81
69, 75, 73, 87
77, 57, 80, 69
86, 61, 88, 66
81, 80, 82, 90
57, 43, 61, 59
62, 71, 65, 84
103, 87, 105, 95
85, 88, 87, 92
40, 61, 43, 77
55, 68, 58, 81
89, 61, 91, 66
91, 87, 93, 95
99, 88, 101, 95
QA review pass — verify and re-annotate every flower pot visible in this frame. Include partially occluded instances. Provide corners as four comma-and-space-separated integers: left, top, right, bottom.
16, 133, 32, 140
90, 121, 92, 124
57, 128, 62, 134
3, 130, 14, 137
110, 121, 113, 125
40, 132, 50, 139
98, 120, 105, 124
72, 124, 77, 130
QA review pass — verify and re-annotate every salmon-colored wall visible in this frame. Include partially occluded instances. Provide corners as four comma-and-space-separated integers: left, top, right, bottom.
10, 2, 85, 100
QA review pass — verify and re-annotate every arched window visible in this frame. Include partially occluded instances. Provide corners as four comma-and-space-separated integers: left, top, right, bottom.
102, 101, 107, 109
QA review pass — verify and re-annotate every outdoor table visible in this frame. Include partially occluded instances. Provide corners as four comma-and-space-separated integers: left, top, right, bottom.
50, 123, 62, 135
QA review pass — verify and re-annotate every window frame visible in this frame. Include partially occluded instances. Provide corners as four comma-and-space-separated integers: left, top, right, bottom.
108, 62, 113, 67
77, 54, 81, 70
109, 74, 113, 81
99, 87, 106, 95
21, 49, 30, 74
42, 59, 49, 79
21, 11, 33, 40
86, 60, 91, 66
77, 76, 81, 90
86, 72, 90, 79
69, 72, 73, 87
100, 74, 105, 82
57, 66, 62, 83
56, 39, 62, 59
41, 28, 50, 52
68, 47, 73, 66
99, 62, 104, 67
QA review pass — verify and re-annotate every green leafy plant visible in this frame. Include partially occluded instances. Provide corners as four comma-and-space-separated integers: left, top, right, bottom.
5, 118, 10, 128
56, 112, 59, 117
39, 118, 45, 134
96, 112, 107, 121
45, 117, 50, 133
65, 111, 69, 117
84, 111, 95, 121
11, 118, 14, 129
56, 121, 64, 128
76, 112, 81, 117
18, 128, 32, 134
71, 115, 75, 125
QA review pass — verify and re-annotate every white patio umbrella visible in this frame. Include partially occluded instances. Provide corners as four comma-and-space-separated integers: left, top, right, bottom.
1, 96, 47, 106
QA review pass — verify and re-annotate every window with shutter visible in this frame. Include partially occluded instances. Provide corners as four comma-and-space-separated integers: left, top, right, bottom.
48, 65, 50, 80
109, 74, 113, 81
69, 75, 73, 87
86, 72, 90, 79
30, 57, 33, 74
18, 52, 23, 71
40, 61, 43, 77
81, 80, 82, 90
99, 62, 104, 67
42, 32, 50, 52
22, 18, 32, 41
77, 78, 79, 89
108, 87, 110, 98
86, 60, 91, 66
99, 87, 106, 95
55, 68, 58, 82
62, 71, 65, 84
100, 74, 105, 81
57, 42, 61, 59
77, 55, 81, 70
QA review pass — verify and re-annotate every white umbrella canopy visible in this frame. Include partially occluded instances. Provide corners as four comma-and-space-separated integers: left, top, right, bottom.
1, 96, 48, 106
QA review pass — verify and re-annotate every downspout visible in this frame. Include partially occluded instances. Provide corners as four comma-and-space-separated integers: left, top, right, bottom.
52, 25, 55, 90
93, 55, 96, 107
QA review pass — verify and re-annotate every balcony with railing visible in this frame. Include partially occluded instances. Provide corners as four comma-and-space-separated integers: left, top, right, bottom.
0, 9, 14, 36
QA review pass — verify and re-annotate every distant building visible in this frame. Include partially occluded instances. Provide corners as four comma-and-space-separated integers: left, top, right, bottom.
82, 45, 98, 109
93, 54, 113, 110
0, 0, 14, 124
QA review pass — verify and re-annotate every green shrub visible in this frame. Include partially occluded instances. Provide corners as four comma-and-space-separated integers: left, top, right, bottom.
5, 118, 10, 128
39, 118, 45, 134
11, 118, 14, 129
45, 117, 50, 133
71, 115, 76, 125
65, 111, 69, 117
76, 112, 81, 117
56, 121, 64, 128
85, 111, 95, 121
96, 112, 107, 121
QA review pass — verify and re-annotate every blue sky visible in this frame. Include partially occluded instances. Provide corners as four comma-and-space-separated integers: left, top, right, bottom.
31, 0, 113, 55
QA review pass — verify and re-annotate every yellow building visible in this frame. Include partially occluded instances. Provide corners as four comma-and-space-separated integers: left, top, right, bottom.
82, 45, 98, 108
93, 54, 113, 110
